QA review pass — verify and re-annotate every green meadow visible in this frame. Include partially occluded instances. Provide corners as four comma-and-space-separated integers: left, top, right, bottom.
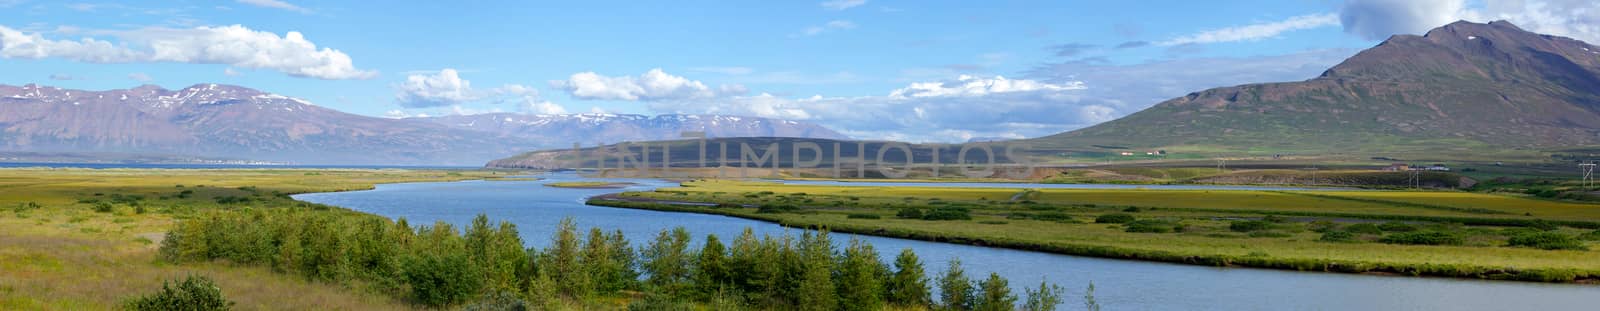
594, 179, 1600, 282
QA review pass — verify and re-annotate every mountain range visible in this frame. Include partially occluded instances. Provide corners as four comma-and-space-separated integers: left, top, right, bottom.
0, 84, 845, 165
491, 20, 1600, 169
1030, 20, 1600, 158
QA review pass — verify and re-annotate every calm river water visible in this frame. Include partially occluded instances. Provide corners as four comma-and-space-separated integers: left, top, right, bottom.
292, 172, 1597, 310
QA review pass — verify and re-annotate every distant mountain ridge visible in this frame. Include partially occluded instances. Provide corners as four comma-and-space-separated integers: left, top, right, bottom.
1031, 20, 1600, 157
0, 83, 847, 165
413, 113, 847, 147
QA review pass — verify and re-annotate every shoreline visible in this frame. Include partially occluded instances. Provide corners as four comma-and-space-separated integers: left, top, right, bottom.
585, 194, 1600, 284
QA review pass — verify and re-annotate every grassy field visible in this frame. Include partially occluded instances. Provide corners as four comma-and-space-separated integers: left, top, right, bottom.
594, 179, 1600, 282
0, 168, 506, 310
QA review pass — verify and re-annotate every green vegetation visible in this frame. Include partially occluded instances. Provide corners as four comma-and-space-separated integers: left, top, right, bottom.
594, 179, 1600, 282
0, 168, 503, 309
124, 275, 234, 311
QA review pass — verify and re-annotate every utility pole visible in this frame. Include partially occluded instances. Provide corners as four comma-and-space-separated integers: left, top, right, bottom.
1581, 162, 1596, 190
1216, 158, 1228, 173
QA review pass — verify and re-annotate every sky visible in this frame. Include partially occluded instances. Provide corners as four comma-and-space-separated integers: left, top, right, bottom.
2, 0, 1598, 143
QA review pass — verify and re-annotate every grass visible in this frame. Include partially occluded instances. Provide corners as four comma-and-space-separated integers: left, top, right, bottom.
0, 168, 503, 310
594, 179, 1600, 282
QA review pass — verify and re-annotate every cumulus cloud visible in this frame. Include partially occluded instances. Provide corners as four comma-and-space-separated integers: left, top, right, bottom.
236, 0, 312, 14
395, 69, 478, 108
1339, 0, 1467, 40
1338, 0, 1600, 43
519, 99, 569, 115
393, 69, 546, 108
0, 24, 374, 79
1158, 13, 1340, 46
552, 68, 724, 101
643, 75, 1094, 142
820, 0, 866, 10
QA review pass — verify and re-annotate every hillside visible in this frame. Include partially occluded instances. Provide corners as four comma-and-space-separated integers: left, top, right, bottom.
1030, 21, 1600, 159
0, 84, 847, 165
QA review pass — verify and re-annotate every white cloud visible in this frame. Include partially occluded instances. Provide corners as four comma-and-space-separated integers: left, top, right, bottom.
520, 99, 569, 115
552, 68, 721, 101
1339, 0, 1467, 40
802, 20, 856, 36
889, 75, 1085, 98
1338, 0, 1600, 43
643, 75, 1096, 143
820, 0, 866, 10
236, 0, 311, 14
395, 69, 478, 108
393, 68, 546, 108
128, 72, 151, 82
0, 24, 374, 79
223, 67, 242, 76
1158, 13, 1340, 46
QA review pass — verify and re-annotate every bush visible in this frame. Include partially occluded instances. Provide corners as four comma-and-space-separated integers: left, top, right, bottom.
977, 220, 1009, 225
922, 207, 971, 221
1318, 231, 1357, 242
1507, 232, 1589, 250
896, 208, 924, 219
756, 204, 799, 214
93, 202, 114, 213
847, 213, 881, 219
1344, 223, 1383, 234
1123, 220, 1181, 233
1378, 231, 1463, 246
403, 252, 483, 307
1247, 231, 1292, 238
1308, 220, 1339, 233
1582, 230, 1600, 241
1377, 222, 1417, 232
1029, 212, 1073, 222
125, 275, 234, 311
1094, 213, 1135, 224
1121, 206, 1142, 213
1228, 220, 1273, 232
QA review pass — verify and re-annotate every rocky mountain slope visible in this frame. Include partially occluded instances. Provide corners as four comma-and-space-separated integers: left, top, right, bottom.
1031, 20, 1600, 157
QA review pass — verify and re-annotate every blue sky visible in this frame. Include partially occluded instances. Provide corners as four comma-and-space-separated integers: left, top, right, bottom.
2, 0, 1597, 142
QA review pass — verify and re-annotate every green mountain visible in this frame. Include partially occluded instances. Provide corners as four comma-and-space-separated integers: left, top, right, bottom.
1030, 20, 1600, 159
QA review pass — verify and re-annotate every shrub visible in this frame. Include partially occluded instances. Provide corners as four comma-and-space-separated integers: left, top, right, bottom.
1526, 220, 1560, 231
403, 252, 483, 307
1123, 220, 1181, 233
896, 208, 924, 219
1344, 223, 1383, 234
1318, 230, 1357, 242
714, 203, 742, 209
1094, 213, 1135, 224
1121, 206, 1142, 213
1029, 212, 1073, 222
1248, 231, 1292, 238
1378, 231, 1463, 246
1228, 220, 1273, 232
977, 220, 1009, 225
922, 207, 971, 221
125, 275, 234, 311
1507, 232, 1589, 250
1582, 230, 1600, 241
1377, 222, 1417, 232
847, 213, 881, 220
756, 204, 799, 214
93, 202, 114, 213
1262, 215, 1288, 223
1308, 220, 1339, 233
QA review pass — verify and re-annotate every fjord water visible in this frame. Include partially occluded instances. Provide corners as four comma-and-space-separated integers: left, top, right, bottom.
293, 173, 1596, 310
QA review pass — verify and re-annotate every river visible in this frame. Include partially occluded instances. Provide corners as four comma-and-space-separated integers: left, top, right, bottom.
292, 172, 1597, 310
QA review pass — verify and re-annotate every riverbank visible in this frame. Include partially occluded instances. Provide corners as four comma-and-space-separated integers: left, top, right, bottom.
544, 181, 635, 189
0, 168, 506, 309
589, 179, 1600, 283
